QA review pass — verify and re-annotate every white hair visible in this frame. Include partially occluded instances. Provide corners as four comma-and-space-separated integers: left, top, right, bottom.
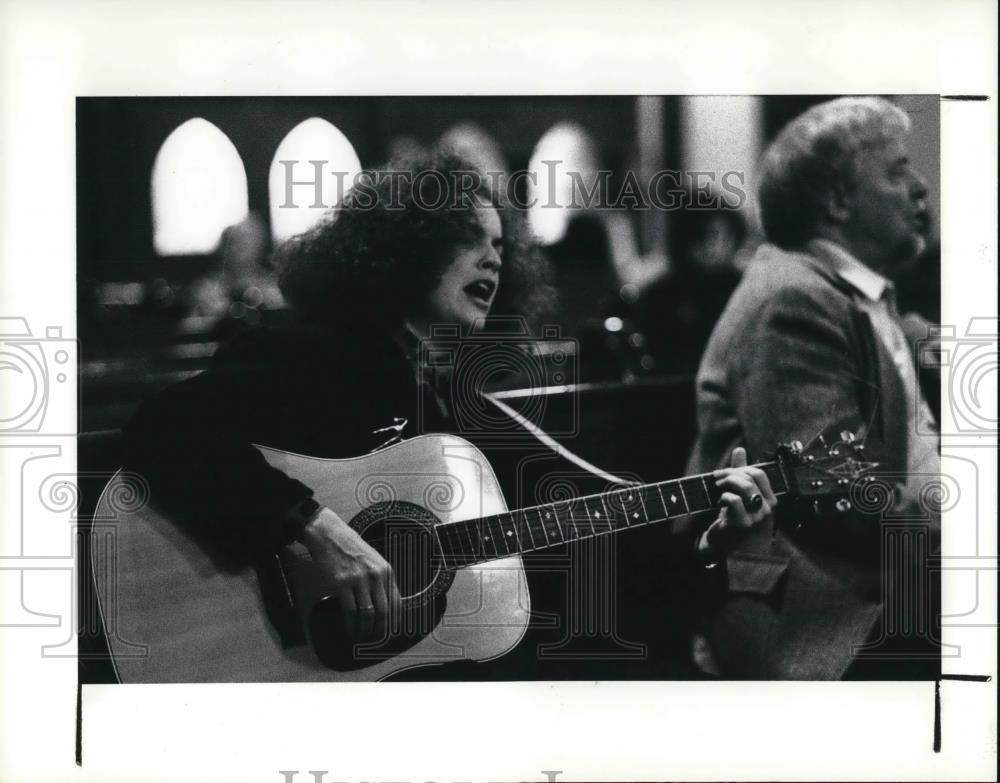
758, 97, 911, 248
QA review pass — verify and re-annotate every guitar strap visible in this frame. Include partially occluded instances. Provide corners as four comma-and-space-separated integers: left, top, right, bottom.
484, 392, 632, 486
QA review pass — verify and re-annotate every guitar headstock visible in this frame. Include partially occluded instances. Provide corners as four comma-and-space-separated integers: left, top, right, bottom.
776, 431, 880, 515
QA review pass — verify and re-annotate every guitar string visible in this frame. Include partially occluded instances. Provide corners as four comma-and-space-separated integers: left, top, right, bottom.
432, 462, 793, 568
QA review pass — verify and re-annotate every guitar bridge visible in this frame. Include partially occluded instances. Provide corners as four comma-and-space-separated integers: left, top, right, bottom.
255, 550, 308, 648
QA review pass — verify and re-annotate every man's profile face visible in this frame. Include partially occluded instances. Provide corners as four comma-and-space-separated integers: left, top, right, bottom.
418, 202, 504, 331
843, 133, 930, 275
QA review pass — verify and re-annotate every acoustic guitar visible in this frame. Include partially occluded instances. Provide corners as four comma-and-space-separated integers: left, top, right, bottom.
91, 432, 875, 682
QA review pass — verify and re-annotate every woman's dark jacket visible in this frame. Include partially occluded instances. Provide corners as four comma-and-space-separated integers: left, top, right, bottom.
123, 322, 452, 562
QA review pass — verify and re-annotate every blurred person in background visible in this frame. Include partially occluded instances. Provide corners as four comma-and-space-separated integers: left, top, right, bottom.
185, 211, 286, 330
545, 211, 621, 333
542, 212, 635, 380
635, 198, 748, 377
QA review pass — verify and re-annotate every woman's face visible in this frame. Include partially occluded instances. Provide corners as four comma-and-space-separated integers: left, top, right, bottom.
416, 203, 504, 332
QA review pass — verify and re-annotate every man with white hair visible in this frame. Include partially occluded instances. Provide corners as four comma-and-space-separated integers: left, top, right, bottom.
688, 97, 941, 679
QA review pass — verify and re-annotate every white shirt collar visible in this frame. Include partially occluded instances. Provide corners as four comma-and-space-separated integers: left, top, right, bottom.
808, 238, 891, 302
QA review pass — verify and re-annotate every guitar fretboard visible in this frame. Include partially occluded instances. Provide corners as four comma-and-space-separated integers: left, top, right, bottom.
433, 462, 789, 569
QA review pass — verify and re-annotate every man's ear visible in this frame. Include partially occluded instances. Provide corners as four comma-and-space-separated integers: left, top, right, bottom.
825, 181, 853, 224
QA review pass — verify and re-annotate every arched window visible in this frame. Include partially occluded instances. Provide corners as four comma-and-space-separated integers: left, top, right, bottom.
526, 122, 600, 245
151, 118, 249, 256
268, 118, 361, 244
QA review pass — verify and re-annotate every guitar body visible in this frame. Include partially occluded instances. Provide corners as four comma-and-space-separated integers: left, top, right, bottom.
93, 434, 530, 682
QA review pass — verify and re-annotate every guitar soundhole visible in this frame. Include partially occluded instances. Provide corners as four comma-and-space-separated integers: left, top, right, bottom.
361, 516, 438, 599
308, 500, 454, 671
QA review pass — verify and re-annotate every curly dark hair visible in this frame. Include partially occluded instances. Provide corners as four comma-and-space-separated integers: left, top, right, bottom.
277, 150, 555, 332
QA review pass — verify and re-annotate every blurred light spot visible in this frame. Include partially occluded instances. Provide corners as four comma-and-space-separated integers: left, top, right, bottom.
604, 316, 624, 332
243, 286, 264, 308
619, 283, 640, 304
152, 118, 249, 255
119, 283, 144, 305
96, 282, 145, 305
149, 278, 175, 307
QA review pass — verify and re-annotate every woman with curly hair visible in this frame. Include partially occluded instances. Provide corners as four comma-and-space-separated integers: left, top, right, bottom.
124, 151, 557, 645
277, 151, 553, 334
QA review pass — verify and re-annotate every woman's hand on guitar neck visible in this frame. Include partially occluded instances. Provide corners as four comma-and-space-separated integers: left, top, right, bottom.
295, 507, 402, 642
697, 447, 778, 563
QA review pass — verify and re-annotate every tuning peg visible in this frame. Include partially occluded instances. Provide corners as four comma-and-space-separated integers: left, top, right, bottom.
813, 500, 822, 515
836, 499, 852, 513
777, 441, 805, 464
840, 430, 856, 443
818, 435, 828, 446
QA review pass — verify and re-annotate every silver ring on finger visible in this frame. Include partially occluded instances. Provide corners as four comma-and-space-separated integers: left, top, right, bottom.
746, 493, 764, 513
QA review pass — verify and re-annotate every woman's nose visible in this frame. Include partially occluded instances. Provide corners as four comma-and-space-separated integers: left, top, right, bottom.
481, 247, 503, 271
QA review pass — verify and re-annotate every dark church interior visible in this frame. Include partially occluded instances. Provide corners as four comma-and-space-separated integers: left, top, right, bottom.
75, 95, 941, 684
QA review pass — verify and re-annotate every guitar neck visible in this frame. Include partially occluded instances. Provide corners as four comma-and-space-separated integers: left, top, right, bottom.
434, 461, 790, 570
